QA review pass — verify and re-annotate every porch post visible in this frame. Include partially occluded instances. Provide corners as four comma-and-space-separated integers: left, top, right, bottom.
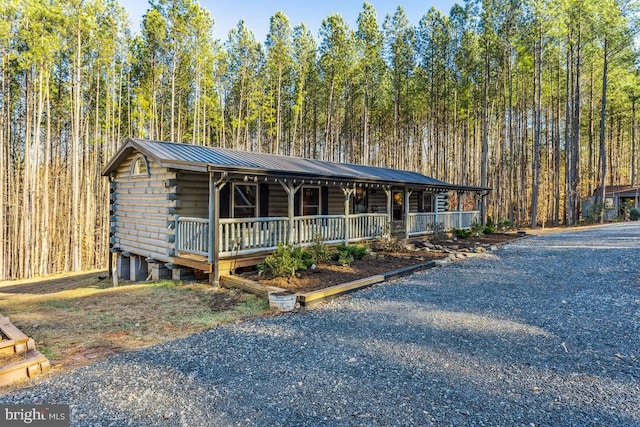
280, 181, 301, 245
434, 192, 439, 226
457, 191, 463, 229
384, 187, 392, 225
210, 171, 227, 285
342, 187, 355, 244
404, 188, 412, 238
208, 172, 215, 264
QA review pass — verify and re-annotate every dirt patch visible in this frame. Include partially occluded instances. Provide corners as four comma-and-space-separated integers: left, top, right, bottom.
241, 233, 522, 293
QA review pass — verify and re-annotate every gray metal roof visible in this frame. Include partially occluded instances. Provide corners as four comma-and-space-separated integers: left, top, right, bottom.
103, 138, 488, 191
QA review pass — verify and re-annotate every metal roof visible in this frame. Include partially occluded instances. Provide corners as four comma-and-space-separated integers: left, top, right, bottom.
102, 138, 488, 192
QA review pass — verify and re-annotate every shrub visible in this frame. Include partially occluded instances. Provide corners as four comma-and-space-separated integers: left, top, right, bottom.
307, 234, 333, 264
630, 208, 639, 221
372, 235, 404, 252
337, 251, 355, 266
260, 243, 307, 277
336, 243, 370, 260
471, 222, 485, 237
453, 228, 472, 239
484, 217, 495, 234
496, 219, 514, 231
427, 221, 446, 243
335, 243, 370, 266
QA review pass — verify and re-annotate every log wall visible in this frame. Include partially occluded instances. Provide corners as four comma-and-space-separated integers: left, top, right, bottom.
110, 151, 177, 262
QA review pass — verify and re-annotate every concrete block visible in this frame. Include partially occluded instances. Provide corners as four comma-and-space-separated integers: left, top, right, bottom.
172, 267, 195, 281
151, 263, 171, 281
117, 253, 130, 280
130, 256, 149, 281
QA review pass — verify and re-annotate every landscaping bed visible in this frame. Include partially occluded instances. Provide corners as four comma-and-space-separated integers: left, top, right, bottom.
239, 232, 522, 294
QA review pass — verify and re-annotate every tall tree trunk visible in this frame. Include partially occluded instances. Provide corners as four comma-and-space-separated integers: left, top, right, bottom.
531, 34, 542, 228
598, 35, 608, 223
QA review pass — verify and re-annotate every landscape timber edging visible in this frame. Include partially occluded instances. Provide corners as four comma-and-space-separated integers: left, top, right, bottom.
220, 260, 438, 309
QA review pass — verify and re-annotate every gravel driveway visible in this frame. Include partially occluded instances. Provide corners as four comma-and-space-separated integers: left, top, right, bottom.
2, 223, 639, 426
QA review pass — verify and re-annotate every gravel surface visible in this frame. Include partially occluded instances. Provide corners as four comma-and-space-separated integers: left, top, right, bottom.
2, 223, 639, 426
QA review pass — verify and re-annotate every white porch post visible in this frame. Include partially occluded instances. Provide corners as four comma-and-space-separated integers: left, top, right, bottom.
434, 192, 440, 226
404, 188, 412, 237
457, 192, 463, 229
209, 171, 227, 285
342, 187, 355, 244
384, 188, 392, 225
208, 172, 215, 264
280, 181, 301, 245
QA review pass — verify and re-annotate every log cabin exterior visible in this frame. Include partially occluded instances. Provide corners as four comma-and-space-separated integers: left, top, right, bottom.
102, 138, 488, 283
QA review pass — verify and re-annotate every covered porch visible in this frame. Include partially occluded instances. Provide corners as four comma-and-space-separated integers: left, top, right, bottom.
174, 172, 481, 281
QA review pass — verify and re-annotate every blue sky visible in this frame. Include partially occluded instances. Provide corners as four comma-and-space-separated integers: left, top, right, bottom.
123, 0, 458, 42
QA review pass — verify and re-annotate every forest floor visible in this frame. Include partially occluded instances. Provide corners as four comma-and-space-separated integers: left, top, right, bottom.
240, 232, 521, 293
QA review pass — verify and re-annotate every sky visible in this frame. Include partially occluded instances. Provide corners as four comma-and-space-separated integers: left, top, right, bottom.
123, 0, 459, 43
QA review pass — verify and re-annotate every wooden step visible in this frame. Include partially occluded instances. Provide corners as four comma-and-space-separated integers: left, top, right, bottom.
0, 349, 50, 387
0, 315, 50, 386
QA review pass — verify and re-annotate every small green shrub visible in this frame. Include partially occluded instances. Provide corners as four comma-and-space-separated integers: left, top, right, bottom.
484, 217, 495, 234
337, 251, 355, 266
260, 243, 307, 277
453, 228, 472, 238
471, 222, 485, 236
307, 234, 333, 264
336, 243, 370, 260
496, 219, 514, 230
630, 208, 639, 221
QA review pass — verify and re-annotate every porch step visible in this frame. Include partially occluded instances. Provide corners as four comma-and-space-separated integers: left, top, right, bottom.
0, 315, 50, 386
0, 349, 50, 387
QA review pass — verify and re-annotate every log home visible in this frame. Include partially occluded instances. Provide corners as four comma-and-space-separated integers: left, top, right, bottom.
102, 138, 488, 283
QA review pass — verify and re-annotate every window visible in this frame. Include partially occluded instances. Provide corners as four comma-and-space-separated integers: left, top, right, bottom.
422, 192, 433, 213
233, 184, 257, 218
353, 187, 368, 214
302, 186, 320, 216
130, 155, 149, 176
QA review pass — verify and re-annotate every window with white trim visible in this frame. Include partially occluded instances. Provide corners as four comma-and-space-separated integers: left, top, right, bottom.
301, 186, 320, 216
130, 155, 149, 176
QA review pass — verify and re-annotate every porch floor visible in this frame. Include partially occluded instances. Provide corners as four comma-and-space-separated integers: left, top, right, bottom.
174, 252, 268, 276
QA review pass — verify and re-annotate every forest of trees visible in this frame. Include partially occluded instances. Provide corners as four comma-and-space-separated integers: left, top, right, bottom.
1, 0, 639, 280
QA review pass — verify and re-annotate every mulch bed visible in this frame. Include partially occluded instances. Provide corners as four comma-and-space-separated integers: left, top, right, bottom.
239, 232, 522, 294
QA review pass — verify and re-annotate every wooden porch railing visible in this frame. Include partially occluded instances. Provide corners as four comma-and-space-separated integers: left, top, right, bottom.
176, 211, 480, 259
176, 217, 209, 257
293, 215, 345, 245
219, 217, 289, 256
348, 213, 389, 241
407, 212, 437, 237
408, 211, 480, 237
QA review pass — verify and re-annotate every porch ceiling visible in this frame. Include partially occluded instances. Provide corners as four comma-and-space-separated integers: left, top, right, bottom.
103, 138, 489, 193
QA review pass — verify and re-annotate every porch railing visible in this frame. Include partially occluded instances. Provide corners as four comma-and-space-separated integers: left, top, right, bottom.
348, 213, 389, 241
219, 217, 289, 256
294, 215, 345, 245
176, 217, 209, 257
408, 211, 480, 237
176, 211, 481, 259
407, 212, 437, 237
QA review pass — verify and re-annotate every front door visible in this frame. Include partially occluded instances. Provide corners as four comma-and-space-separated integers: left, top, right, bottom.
392, 189, 404, 221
